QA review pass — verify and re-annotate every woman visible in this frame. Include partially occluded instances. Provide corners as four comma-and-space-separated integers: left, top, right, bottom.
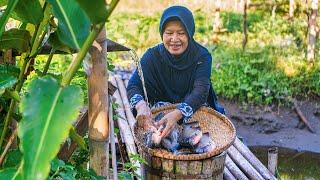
127, 5, 225, 138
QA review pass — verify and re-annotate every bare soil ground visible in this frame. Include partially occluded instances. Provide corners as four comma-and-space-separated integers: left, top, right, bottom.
221, 96, 320, 153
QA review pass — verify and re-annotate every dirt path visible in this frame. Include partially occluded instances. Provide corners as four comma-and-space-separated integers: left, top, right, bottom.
221, 97, 320, 153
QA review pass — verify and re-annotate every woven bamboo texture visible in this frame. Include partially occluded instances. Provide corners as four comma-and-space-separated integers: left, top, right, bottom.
134, 104, 236, 160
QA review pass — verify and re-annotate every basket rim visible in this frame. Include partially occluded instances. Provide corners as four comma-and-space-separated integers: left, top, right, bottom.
134, 105, 236, 160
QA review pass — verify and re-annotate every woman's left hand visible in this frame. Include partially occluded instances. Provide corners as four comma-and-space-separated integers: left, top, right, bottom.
155, 109, 182, 138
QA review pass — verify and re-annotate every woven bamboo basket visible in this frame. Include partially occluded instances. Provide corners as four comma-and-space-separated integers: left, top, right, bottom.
134, 105, 236, 179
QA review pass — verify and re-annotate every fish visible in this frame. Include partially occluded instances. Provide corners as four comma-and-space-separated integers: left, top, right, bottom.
143, 112, 216, 154
144, 112, 180, 153
179, 121, 203, 147
192, 132, 216, 154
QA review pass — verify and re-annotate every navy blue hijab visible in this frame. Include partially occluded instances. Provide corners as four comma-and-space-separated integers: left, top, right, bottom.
127, 6, 225, 114
158, 6, 200, 70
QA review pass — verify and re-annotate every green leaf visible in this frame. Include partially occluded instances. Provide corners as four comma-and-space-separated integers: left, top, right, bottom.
47, 0, 90, 49
11, 0, 43, 24
75, 0, 107, 24
48, 32, 73, 53
0, 29, 31, 52
0, 64, 20, 77
0, 0, 19, 37
19, 76, 83, 179
0, 168, 21, 179
3, 149, 22, 168
0, 75, 17, 95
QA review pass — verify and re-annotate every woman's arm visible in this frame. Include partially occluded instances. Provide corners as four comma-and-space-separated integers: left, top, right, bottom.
178, 53, 212, 121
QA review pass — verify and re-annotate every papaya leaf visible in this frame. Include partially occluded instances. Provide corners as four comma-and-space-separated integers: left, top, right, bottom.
0, 75, 17, 95
11, 0, 43, 24
47, 0, 90, 50
75, 0, 107, 24
0, 0, 19, 37
0, 29, 31, 52
19, 76, 83, 179
0, 167, 21, 179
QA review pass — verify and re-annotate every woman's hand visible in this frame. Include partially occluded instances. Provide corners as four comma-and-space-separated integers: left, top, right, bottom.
155, 109, 182, 138
136, 101, 156, 131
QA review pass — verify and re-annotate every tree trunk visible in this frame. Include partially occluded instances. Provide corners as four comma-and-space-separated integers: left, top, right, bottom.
88, 27, 110, 177
242, 0, 248, 50
289, 0, 295, 19
307, 0, 318, 62
213, 0, 222, 33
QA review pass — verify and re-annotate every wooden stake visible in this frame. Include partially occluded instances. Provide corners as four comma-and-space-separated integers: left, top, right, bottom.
88, 27, 109, 177
268, 147, 278, 176
293, 100, 315, 133
233, 138, 276, 179
227, 146, 264, 180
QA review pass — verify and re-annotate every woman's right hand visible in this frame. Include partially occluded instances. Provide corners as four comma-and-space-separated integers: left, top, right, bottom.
136, 100, 156, 131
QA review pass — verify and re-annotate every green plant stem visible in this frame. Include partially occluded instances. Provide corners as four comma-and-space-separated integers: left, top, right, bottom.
61, 23, 104, 87
0, 57, 28, 149
106, 0, 120, 19
4, 90, 21, 102
42, 49, 55, 76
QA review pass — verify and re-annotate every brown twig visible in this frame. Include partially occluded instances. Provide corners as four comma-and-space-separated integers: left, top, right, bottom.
293, 100, 315, 133
0, 128, 17, 166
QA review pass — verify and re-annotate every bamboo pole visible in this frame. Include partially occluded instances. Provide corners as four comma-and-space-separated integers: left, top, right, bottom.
88, 27, 109, 177
227, 146, 264, 180
111, 77, 141, 177
114, 75, 136, 132
233, 138, 276, 179
225, 155, 249, 180
109, 97, 118, 180
223, 167, 237, 180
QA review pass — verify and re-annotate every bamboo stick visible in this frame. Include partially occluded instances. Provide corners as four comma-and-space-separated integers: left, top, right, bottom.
225, 155, 248, 180
233, 137, 276, 180
109, 97, 118, 180
227, 146, 264, 180
111, 77, 141, 177
223, 167, 237, 180
114, 75, 136, 133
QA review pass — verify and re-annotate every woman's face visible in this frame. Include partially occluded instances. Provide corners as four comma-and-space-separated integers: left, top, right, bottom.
162, 20, 189, 56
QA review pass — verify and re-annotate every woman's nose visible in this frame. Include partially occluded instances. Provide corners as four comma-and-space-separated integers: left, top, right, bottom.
171, 33, 179, 41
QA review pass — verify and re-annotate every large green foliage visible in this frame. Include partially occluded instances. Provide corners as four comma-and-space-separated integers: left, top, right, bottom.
19, 77, 83, 179
11, 0, 43, 24
47, 0, 90, 49
0, 29, 31, 52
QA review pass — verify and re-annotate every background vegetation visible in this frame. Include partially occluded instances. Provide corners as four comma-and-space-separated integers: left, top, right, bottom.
107, 0, 320, 105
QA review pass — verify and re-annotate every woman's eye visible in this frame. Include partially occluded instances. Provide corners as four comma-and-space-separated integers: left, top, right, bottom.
178, 32, 185, 35
165, 32, 173, 35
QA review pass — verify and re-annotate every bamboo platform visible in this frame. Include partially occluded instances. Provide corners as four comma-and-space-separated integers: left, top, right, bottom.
111, 74, 277, 180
